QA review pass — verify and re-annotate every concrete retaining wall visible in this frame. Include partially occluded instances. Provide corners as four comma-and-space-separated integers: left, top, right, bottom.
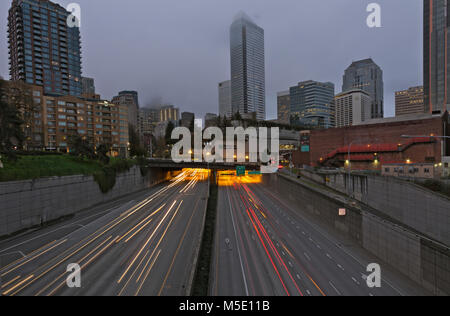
300, 170, 450, 246
267, 174, 450, 295
0, 166, 173, 237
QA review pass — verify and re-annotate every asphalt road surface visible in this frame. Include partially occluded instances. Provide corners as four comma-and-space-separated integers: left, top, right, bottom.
0, 169, 208, 296
210, 173, 430, 296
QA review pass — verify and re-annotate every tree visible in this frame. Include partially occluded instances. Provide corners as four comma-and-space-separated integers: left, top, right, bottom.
128, 125, 145, 157
165, 121, 176, 145
68, 135, 96, 159
96, 143, 111, 165
153, 136, 167, 158
233, 111, 242, 121
0, 80, 24, 160
7, 81, 39, 150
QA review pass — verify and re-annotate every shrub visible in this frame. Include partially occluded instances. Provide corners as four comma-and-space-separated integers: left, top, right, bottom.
93, 167, 117, 194
422, 180, 442, 192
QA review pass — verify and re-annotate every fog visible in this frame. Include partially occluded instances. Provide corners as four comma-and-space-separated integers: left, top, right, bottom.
0, 0, 423, 119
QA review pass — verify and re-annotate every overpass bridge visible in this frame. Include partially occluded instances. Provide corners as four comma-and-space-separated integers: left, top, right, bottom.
145, 158, 261, 171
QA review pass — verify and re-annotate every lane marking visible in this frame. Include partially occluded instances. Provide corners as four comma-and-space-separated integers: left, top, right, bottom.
329, 281, 341, 296
227, 190, 250, 296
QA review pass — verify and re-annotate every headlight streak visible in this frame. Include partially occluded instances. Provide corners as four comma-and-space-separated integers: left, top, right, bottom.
134, 250, 161, 296
0, 239, 60, 273
2, 177, 189, 296
117, 200, 178, 285
36, 236, 115, 296
46, 236, 120, 296
241, 183, 327, 297
3, 187, 174, 296
1, 169, 202, 296
116, 204, 166, 244
1, 239, 68, 278
180, 177, 199, 193
0, 275, 21, 290
157, 196, 202, 296
118, 200, 184, 296
232, 180, 304, 296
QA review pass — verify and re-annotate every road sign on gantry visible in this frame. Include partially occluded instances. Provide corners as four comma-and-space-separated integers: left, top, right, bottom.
236, 166, 246, 177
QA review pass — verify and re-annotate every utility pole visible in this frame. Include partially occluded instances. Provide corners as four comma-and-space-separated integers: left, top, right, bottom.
347, 142, 354, 197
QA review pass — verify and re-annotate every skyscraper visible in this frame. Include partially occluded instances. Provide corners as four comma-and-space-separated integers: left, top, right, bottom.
8, 0, 82, 96
277, 91, 290, 124
159, 105, 180, 122
218, 80, 232, 118
181, 112, 195, 128
395, 86, 425, 116
424, 0, 450, 114
230, 12, 266, 121
342, 58, 384, 119
81, 77, 95, 96
290, 80, 335, 129
112, 91, 140, 129
335, 89, 372, 127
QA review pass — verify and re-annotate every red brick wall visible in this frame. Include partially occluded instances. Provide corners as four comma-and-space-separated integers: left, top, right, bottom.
292, 151, 311, 167
307, 114, 449, 168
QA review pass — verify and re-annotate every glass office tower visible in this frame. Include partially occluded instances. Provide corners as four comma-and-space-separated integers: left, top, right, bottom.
342, 58, 384, 119
424, 0, 450, 113
289, 80, 335, 129
230, 12, 266, 121
8, 0, 82, 96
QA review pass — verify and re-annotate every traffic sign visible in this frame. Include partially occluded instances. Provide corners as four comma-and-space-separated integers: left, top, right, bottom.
236, 166, 246, 177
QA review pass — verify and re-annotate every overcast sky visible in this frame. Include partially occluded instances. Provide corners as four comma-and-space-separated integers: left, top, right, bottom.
0, 0, 423, 119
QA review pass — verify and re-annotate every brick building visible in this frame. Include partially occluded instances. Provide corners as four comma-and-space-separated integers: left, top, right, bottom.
293, 113, 450, 170
2, 80, 129, 157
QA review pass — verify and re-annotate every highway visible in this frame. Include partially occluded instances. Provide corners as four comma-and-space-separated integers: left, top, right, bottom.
0, 169, 208, 296
210, 173, 430, 296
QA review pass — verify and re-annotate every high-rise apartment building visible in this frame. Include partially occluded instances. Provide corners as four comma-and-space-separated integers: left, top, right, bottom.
112, 91, 139, 129
81, 77, 95, 96
277, 91, 290, 124
218, 80, 232, 118
138, 108, 159, 134
290, 80, 335, 129
8, 0, 82, 96
230, 12, 266, 121
205, 113, 218, 128
181, 112, 195, 128
342, 58, 384, 119
395, 86, 425, 116
424, 0, 450, 113
335, 89, 372, 127
2, 80, 129, 157
159, 105, 180, 122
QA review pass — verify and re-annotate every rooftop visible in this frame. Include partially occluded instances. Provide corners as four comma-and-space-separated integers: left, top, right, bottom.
354, 112, 441, 126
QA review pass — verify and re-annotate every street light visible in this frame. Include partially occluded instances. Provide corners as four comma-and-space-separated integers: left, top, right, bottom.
345, 137, 381, 197
347, 142, 355, 197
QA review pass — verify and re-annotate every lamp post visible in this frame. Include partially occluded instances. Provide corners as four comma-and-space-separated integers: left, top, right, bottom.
346, 142, 355, 197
